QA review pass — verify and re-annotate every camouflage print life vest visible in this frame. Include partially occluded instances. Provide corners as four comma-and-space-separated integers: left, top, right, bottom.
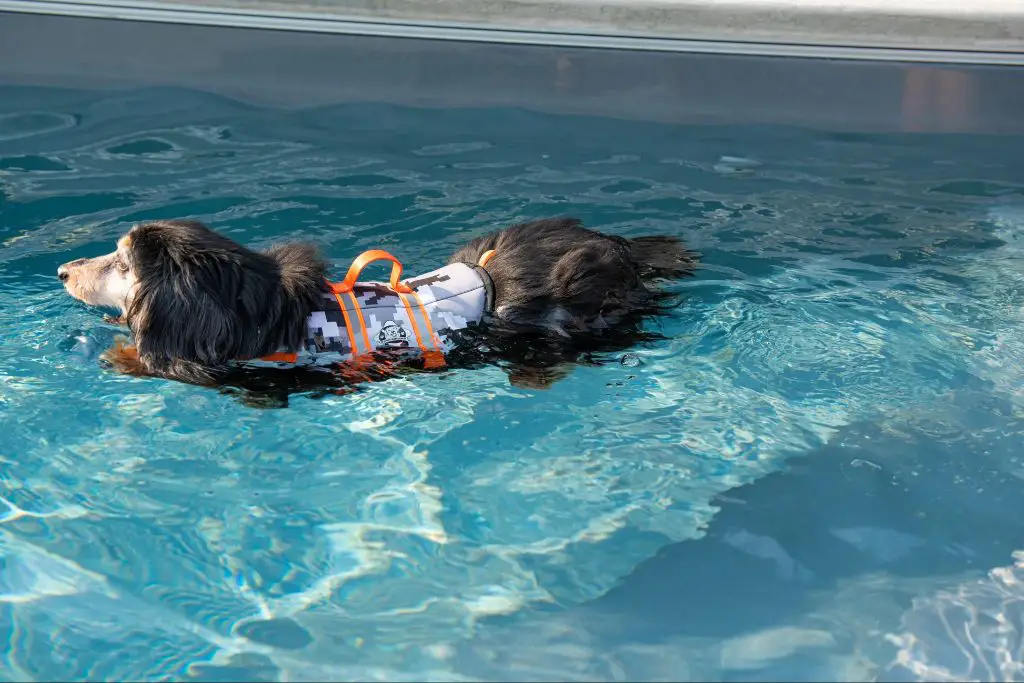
243, 249, 495, 370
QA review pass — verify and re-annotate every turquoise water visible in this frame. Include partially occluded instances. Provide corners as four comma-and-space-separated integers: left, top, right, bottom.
1, 85, 1023, 681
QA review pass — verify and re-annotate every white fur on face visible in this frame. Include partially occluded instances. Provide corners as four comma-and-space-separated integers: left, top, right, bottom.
60, 238, 138, 313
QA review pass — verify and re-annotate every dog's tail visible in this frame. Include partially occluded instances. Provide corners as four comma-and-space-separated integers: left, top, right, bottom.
628, 235, 699, 281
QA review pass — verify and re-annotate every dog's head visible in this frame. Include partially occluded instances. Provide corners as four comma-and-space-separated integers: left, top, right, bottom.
57, 233, 138, 313
58, 219, 326, 381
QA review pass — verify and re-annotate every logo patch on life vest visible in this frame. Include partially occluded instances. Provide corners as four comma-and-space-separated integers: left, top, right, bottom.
377, 320, 410, 348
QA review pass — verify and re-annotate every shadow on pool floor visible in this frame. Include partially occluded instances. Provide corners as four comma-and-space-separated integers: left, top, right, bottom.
456, 391, 1024, 681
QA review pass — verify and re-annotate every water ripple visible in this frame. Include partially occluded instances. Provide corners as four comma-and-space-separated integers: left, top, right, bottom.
1, 85, 1023, 681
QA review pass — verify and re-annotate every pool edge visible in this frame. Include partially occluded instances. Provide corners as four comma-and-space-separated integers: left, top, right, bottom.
1, 0, 1022, 65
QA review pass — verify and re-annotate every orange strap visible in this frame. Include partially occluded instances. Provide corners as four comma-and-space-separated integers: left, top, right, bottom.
333, 249, 413, 294
345, 290, 373, 352
261, 351, 298, 363
411, 290, 442, 350
258, 249, 459, 367
395, 291, 428, 352
478, 249, 496, 269
330, 287, 362, 356
410, 290, 445, 369
421, 350, 446, 370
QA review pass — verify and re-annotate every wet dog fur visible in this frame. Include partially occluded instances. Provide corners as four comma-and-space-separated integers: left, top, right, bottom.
58, 217, 697, 406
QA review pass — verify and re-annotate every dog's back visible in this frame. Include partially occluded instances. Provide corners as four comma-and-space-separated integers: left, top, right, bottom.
447, 217, 697, 338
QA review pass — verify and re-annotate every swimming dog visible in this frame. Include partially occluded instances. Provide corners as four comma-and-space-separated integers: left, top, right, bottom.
58, 217, 696, 399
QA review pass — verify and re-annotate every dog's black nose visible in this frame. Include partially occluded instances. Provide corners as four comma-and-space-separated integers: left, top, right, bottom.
57, 264, 69, 282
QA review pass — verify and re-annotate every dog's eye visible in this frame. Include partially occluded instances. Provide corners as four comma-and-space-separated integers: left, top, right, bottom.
114, 259, 129, 274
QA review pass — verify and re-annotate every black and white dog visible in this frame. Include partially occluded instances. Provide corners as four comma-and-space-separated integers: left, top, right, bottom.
58, 217, 697, 402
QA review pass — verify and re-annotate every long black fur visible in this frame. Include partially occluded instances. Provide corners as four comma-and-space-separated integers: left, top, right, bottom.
123, 220, 326, 386
444, 217, 697, 390
448, 217, 695, 334
113, 217, 697, 404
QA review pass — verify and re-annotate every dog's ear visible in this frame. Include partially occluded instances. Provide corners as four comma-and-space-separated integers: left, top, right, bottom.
124, 222, 280, 374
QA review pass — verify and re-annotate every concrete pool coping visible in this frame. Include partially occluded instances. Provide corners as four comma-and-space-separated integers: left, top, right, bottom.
1, 0, 1022, 64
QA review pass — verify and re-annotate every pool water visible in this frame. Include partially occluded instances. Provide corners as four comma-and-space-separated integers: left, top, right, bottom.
1, 85, 1023, 682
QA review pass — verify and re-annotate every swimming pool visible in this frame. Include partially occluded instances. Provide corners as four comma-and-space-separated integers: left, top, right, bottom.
2, 80, 1024, 681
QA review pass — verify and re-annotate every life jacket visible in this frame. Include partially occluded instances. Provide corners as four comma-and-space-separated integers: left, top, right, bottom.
242, 249, 496, 370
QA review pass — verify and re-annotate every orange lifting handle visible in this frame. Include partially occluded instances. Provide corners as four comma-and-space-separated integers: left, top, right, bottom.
332, 249, 413, 294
